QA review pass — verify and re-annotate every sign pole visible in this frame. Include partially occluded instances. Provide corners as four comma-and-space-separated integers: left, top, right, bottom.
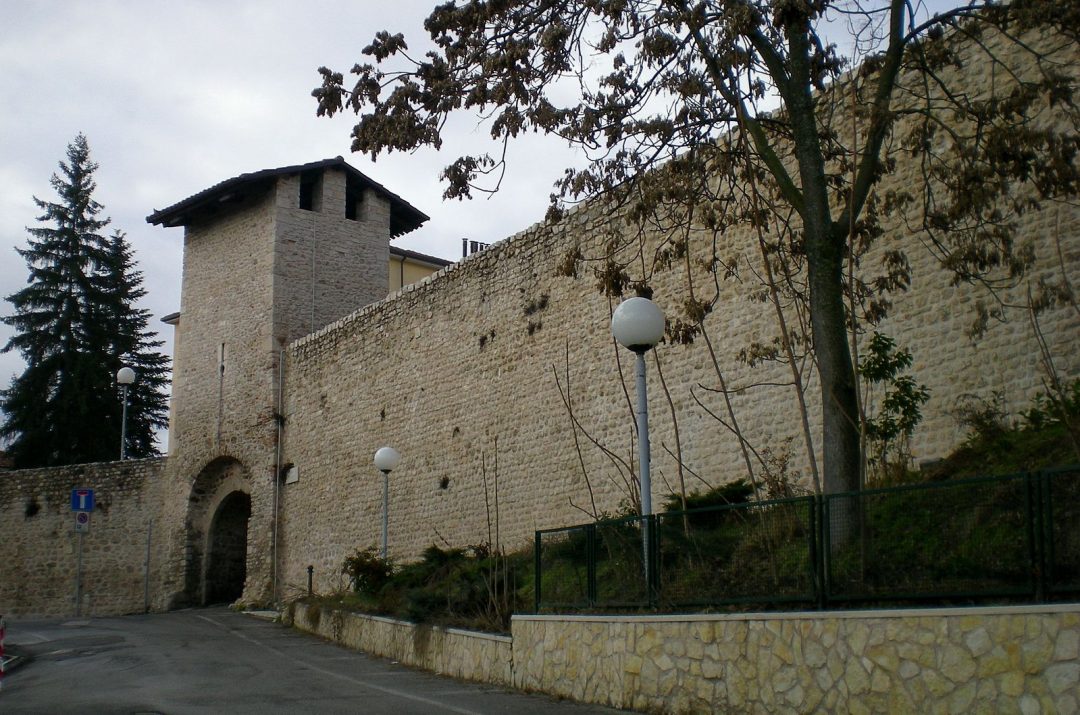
144, 519, 153, 613
74, 530, 83, 617
1, 613, 6, 691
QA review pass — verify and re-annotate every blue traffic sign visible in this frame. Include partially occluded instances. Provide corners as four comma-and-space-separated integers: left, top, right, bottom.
71, 488, 95, 512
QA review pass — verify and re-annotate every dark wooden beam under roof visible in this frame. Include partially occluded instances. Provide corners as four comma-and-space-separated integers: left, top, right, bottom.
147, 157, 428, 237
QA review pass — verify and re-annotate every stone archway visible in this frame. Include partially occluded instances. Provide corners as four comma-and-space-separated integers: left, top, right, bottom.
205, 491, 251, 604
183, 457, 251, 606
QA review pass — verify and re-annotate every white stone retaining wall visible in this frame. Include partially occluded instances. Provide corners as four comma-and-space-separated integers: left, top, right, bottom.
287, 603, 1079, 713
512, 607, 1080, 713
288, 602, 513, 686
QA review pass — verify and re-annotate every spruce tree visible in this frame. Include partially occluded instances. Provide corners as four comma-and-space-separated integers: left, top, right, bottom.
101, 229, 171, 458
1, 134, 169, 467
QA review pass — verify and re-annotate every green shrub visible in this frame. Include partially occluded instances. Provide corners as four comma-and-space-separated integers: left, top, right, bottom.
342, 547, 393, 595
664, 479, 753, 513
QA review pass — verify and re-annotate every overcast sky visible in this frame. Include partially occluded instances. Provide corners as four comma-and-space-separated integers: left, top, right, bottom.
0, 1, 590, 426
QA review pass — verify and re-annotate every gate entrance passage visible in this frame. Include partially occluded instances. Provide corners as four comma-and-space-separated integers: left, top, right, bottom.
183, 457, 251, 606
205, 491, 251, 604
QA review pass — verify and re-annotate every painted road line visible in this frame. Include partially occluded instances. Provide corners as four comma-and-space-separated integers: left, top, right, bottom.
195, 615, 486, 715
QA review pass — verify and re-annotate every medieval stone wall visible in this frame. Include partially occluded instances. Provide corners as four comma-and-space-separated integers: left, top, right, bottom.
158, 165, 399, 607
0, 458, 167, 618
276, 28, 1078, 593
160, 189, 279, 606
273, 169, 391, 345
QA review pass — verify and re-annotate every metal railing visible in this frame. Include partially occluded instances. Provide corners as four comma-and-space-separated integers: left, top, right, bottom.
533, 466, 1080, 613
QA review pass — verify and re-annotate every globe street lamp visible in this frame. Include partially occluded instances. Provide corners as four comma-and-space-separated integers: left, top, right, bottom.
611, 296, 665, 593
611, 296, 665, 516
117, 366, 136, 460
373, 446, 401, 560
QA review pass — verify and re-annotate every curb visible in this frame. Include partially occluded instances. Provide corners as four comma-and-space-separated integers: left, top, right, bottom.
2, 647, 32, 676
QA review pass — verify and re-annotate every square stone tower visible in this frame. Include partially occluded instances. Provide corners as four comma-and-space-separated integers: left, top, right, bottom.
147, 158, 427, 606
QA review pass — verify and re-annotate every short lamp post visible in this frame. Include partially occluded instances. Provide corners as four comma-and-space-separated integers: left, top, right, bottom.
117, 366, 136, 460
373, 446, 401, 561
611, 296, 665, 591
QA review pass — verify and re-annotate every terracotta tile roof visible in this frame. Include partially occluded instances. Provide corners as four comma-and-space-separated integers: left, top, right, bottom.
146, 157, 428, 237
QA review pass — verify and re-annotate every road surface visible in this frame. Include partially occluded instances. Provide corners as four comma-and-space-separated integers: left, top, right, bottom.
2, 607, 624, 714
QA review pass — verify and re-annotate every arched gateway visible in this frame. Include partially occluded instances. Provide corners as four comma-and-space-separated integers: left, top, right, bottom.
184, 457, 252, 606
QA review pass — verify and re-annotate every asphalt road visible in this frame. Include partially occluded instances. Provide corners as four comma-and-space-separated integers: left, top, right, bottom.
2, 608, 624, 714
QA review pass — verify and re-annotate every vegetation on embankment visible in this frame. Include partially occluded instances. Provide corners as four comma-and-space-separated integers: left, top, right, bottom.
296, 381, 1080, 633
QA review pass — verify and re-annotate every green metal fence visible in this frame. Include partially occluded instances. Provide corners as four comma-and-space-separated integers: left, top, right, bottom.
533, 467, 1080, 613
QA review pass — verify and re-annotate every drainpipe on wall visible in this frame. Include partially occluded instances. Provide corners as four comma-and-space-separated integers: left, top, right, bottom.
310, 212, 317, 334
272, 348, 286, 604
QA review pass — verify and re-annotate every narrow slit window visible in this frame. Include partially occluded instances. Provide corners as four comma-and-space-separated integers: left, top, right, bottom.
345, 176, 363, 221
299, 173, 321, 211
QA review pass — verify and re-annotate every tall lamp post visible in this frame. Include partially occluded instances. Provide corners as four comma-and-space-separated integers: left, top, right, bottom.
373, 446, 401, 560
611, 296, 665, 589
117, 366, 136, 460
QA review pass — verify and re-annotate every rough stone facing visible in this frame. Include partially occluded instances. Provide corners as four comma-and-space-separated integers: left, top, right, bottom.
160, 166, 394, 607
0, 458, 167, 617
285, 602, 1080, 714
511, 607, 1080, 714
275, 28, 1078, 591
2, 28, 1075, 627
289, 602, 513, 686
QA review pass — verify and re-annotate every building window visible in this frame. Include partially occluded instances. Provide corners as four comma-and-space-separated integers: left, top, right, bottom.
345, 175, 363, 221
299, 173, 321, 211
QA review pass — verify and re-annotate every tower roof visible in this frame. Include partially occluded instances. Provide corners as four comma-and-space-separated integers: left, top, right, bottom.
146, 157, 429, 237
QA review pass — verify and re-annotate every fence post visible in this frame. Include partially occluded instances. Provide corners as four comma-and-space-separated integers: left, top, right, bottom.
307, 565, 314, 597
534, 530, 542, 614
585, 524, 597, 607
1031, 472, 1047, 602
809, 496, 824, 610
648, 515, 659, 608
819, 495, 830, 609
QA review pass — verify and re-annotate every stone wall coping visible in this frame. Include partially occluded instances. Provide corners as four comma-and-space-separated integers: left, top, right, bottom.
513, 602, 1080, 624
1, 455, 168, 476
287, 211, 557, 356
305, 605, 513, 644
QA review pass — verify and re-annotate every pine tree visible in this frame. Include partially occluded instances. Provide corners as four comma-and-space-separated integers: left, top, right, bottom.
1, 134, 169, 468
102, 229, 171, 458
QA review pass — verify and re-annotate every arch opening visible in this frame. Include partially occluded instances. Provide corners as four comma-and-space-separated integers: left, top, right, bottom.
179, 456, 251, 608
205, 491, 251, 604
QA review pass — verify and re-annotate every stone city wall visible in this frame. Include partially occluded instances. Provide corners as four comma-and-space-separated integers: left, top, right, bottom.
288, 602, 513, 686
273, 169, 392, 346
274, 27, 1078, 591
0, 458, 168, 618
512, 606, 1080, 713
159, 188, 280, 607
160, 167, 397, 607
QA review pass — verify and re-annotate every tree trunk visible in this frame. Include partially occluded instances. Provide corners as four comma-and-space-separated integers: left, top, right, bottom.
782, 26, 863, 501
809, 224, 861, 497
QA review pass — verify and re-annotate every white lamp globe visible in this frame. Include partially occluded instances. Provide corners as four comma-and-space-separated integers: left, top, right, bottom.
373, 446, 401, 473
611, 297, 665, 353
116, 367, 136, 385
